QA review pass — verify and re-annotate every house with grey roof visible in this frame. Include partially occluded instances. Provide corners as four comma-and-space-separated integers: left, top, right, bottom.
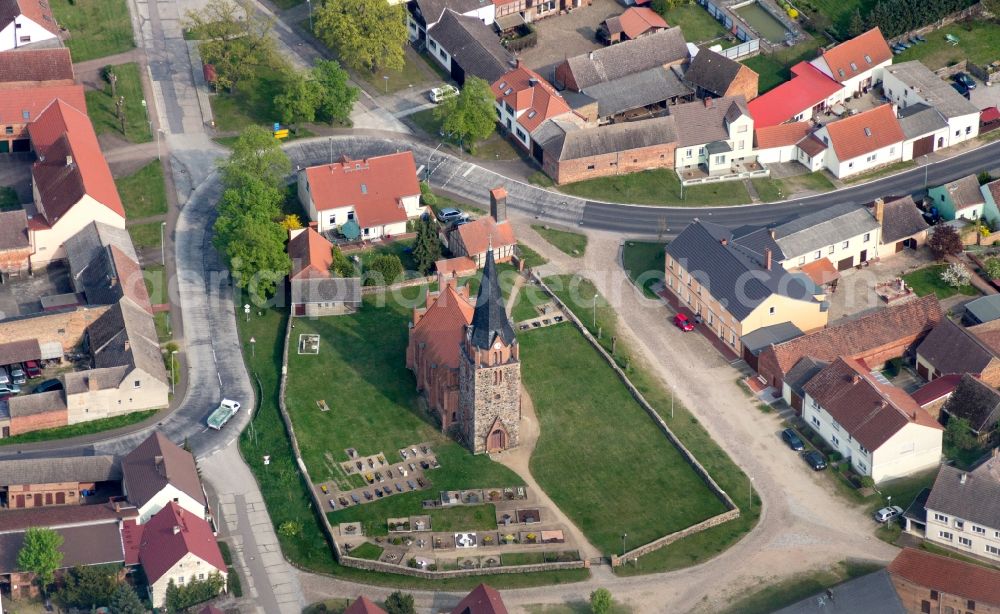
670, 95, 755, 176
683, 48, 759, 103
426, 9, 513, 85
924, 462, 1000, 563
407, 0, 494, 43
896, 102, 949, 160
563, 65, 692, 125
928, 174, 986, 221
940, 374, 1000, 439
555, 27, 689, 92
883, 61, 980, 157
965, 295, 1000, 326
874, 195, 929, 253
664, 219, 829, 356
915, 318, 1000, 385
0, 455, 119, 509
773, 569, 905, 614
0, 209, 30, 279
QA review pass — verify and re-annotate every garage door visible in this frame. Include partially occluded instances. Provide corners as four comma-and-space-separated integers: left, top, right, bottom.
837, 256, 854, 271
11, 139, 29, 153
912, 134, 934, 158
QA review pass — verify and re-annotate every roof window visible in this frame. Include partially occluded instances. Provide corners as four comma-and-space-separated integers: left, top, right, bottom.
21, 110, 28, 120
864, 127, 872, 137
850, 62, 857, 71
864, 54, 872, 64
498, 81, 507, 90
361, 183, 368, 194
504, 88, 513, 95
838, 68, 845, 78
527, 110, 537, 119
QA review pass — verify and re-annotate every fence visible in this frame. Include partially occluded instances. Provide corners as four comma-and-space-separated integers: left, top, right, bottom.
681, 166, 769, 186
717, 38, 760, 60
530, 273, 741, 566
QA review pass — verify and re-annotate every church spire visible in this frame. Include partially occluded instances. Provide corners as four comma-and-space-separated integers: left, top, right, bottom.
469, 248, 515, 350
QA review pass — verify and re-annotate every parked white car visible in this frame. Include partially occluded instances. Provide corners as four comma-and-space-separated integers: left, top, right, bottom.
428, 85, 458, 103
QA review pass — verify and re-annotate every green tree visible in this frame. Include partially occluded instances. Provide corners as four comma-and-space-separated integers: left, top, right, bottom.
986, 258, 1000, 280
214, 205, 291, 297
17, 527, 64, 593
848, 8, 866, 36
651, 0, 678, 16
435, 77, 497, 153
185, 0, 278, 92
384, 591, 415, 614
945, 416, 978, 452
411, 217, 442, 275
314, 0, 407, 73
313, 60, 358, 124
986, 0, 1000, 18
927, 224, 963, 260
365, 253, 403, 286
56, 564, 121, 610
109, 583, 145, 614
330, 245, 356, 277
274, 69, 324, 126
590, 588, 613, 614
165, 573, 226, 612
219, 125, 292, 192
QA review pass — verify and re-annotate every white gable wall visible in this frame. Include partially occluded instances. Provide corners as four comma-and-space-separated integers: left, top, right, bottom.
0, 17, 58, 52
132, 483, 206, 524
149, 552, 227, 608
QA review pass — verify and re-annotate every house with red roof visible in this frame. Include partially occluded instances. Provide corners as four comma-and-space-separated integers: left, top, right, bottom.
888, 548, 1000, 612
27, 98, 127, 264
298, 151, 422, 239
747, 61, 842, 129
451, 583, 508, 614
287, 227, 361, 317
597, 7, 667, 45
344, 596, 387, 614
0, 0, 61, 52
447, 188, 515, 267
802, 356, 942, 482
129, 501, 227, 608
808, 104, 904, 178
491, 64, 573, 153
809, 27, 893, 101
0, 83, 84, 155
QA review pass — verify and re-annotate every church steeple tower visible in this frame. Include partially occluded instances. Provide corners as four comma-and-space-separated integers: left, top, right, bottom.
468, 247, 516, 351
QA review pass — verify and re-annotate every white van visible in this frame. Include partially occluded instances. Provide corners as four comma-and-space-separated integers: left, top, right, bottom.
428, 84, 459, 103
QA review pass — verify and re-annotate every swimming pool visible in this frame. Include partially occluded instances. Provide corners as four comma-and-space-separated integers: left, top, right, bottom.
734, 1, 791, 43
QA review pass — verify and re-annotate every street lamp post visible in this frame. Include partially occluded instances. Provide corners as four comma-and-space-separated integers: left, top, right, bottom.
749, 475, 755, 512
593, 294, 597, 329
160, 221, 166, 265
155, 128, 163, 161
141, 99, 150, 135
170, 350, 178, 395
250, 336, 256, 358
383, 75, 389, 94
307, 0, 313, 31
670, 384, 674, 419
621, 531, 627, 557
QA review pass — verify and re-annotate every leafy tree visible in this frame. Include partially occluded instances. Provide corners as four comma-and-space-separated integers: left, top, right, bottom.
946, 416, 979, 452
219, 125, 292, 192
985, 0, 1000, 18
165, 573, 226, 612
330, 245, 356, 277
17, 527, 63, 592
185, 0, 278, 92
434, 77, 497, 153
313, 60, 358, 124
590, 588, 613, 614
985, 258, 1000, 280
940, 261, 971, 288
412, 217, 442, 275
927, 224, 963, 260
848, 8, 866, 36
384, 591, 415, 614
56, 564, 121, 610
274, 69, 324, 126
314, 0, 407, 73
214, 205, 291, 297
280, 214, 303, 231
651, 0, 678, 16
109, 583, 145, 614
365, 253, 403, 286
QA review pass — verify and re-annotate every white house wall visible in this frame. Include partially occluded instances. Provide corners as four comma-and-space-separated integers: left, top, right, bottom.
426, 35, 453, 73
756, 144, 798, 164
149, 553, 227, 608
29, 192, 126, 265
869, 422, 942, 482
135, 483, 206, 524
778, 227, 880, 270
825, 141, 902, 179
0, 18, 58, 53
925, 505, 1000, 564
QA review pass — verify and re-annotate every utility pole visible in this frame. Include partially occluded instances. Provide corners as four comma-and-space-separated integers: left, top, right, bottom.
116, 96, 127, 136
109, 70, 118, 98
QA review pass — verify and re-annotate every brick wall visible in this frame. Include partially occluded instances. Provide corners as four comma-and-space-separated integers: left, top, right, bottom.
0, 247, 30, 276
10, 408, 68, 435
890, 574, 1000, 614
546, 142, 677, 185
0, 306, 110, 352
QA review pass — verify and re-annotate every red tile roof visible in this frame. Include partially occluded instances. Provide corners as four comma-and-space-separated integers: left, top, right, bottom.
436, 255, 477, 278
0, 501, 137, 532
758, 294, 941, 384
814, 27, 892, 83
304, 152, 418, 228
29, 99, 126, 223
910, 373, 962, 407
747, 61, 842, 128
0, 48, 73, 87
121, 518, 143, 566
456, 216, 516, 257
616, 7, 667, 40
823, 104, 904, 162
450, 584, 508, 614
138, 501, 227, 585
110, 244, 153, 314
0, 83, 85, 125
982, 106, 1000, 124
0, 0, 60, 35
492, 66, 572, 134
345, 596, 388, 614
754, 121, 811, 149
804, 357, 941, 450
888, 548, 1000, 606
410, 283, 475, 372
288, 227, 333, 280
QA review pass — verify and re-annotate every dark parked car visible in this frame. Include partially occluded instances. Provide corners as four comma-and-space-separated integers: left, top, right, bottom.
951, 82, 970, 99
953, 72, 976, 90
34, 378, 63, 393
802, 450, 827, 471
781, 428, 805, 451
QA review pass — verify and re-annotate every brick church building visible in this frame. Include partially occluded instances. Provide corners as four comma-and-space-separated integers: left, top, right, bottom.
406, 250, 521, 454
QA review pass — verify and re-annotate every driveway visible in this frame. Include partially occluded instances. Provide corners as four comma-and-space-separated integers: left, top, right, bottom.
517, 0, 624, 82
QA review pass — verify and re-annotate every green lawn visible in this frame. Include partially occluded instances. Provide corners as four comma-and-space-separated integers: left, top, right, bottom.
530, 225, 587, 258
776, 171, 835, 195
154, 311, 172, 343
742, 37, 824, 93
210, 65, 286, 132
349, 543, 384, 561
50, 0, 135, 62
144, 264, 167, 305
622, 241, 665, 298
721, 560, 883, 614
359, 50, 434, 96
843, 160, 917, 184
804, 0, 876, 37
129, 222, 163, 250
409, 109, 523, 161
894, 21, 1000, 70
117, 162, 168, 219
557, 169, 751, 206
751, 178, 783, 202
658, 4, 728, 43
238, 305, 589, 589
542, 275, 760, 574
0, 410, 155, 445
517, 243, 548, 269
85, 63, 152, 144
521, 323, 727, 555
0, 186, 20, 211
902, 264, 979, 299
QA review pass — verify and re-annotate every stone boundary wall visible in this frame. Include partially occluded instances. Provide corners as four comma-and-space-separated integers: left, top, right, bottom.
530, 272, 741, 566
360, 275, 437, 295
275, 312, 591, 577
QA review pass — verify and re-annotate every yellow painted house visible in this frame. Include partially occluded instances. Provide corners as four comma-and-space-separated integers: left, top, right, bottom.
664, 220, 829, 355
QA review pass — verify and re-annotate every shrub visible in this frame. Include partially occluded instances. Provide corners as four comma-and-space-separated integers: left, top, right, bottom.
829, 451, 842, 462
940, 262, 971, 288
928, 224, 963, 259
788, 8, 799, 17
984, 258, 1000, 280
419, 182, 437, 207
860, 476, 875, 489
364, 253, 403, 286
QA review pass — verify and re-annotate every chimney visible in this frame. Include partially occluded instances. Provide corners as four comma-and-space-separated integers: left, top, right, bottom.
764, 248, 772, 271
515, 58, 520, 68
490, 187, 508, 222
155, 454, 164, 467
124, 339, 130, 352
720, 238, 728, 246
960, 473, 968, 484
528, 77, 538, 88
704, 97, 713, 108
850, 374, 860, 384
769, 228, 776, 239
589, 51, 594, 60
65, 155, 73, 166
172, 525, 181, 535
874, 198, 885, 224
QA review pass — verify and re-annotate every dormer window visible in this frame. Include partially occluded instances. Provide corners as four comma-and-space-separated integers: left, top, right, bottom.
864, 127, 872, 137
850, 62, 857, 71
498, 81, 507, 90
864, 54, 872, 64
527, 110, 537, 119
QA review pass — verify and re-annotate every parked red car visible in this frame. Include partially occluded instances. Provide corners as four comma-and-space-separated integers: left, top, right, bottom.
673, 313, 695, 332
23, 361, 41, 378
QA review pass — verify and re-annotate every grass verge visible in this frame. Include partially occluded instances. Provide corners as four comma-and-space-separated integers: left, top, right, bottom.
0, 410, 155, 445
530, 225, 587, 257
556, 169, 750, 206
720, 560, 884, 613
622, 241, 665, 299
85, 63, 152, 144
51, 0, 135, 62
117, 161, 168, 219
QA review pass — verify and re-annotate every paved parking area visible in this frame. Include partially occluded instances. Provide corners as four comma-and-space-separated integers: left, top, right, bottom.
971, 81, 1000, 111
517, 0, 624, 81
827, 249, 932, 321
